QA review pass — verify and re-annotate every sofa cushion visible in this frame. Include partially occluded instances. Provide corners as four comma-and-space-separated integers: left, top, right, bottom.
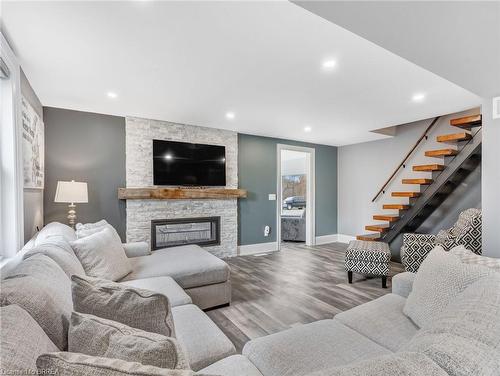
0, 305, 58, 373
121, 245, 230, 289
403, 247, 491, 328
69, 312, 189, 370
242, 320, 391, 376
334, 293, 418, 352
199, 355, 263, 376
36, 353, 196, 376
0, 254, 73, 350
23, 235, 85, 278
76, 219, 108, 230
72, 275, 175, 337
70, 227, 131, 281
172, 303, 236, 371
119, 276, 192, 307
306, 352, 447, 376
402, 273, 500, 375
35, 222, 76, 245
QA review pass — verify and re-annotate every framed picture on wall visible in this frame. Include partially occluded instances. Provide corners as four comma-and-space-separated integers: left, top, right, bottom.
21, 95, 44, 189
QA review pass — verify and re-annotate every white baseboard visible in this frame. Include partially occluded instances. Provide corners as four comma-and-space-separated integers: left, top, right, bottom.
315, 234, 339, 245
315, 234, 356, 245
336, 234, 356, 244
238, 241, 278, 256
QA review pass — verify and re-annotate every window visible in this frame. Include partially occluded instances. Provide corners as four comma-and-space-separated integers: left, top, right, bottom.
0, 33, 24, 258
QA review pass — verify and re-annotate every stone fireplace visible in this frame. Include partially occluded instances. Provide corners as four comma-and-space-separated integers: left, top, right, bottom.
151, 216, 221, 250
125, 117, 238, 258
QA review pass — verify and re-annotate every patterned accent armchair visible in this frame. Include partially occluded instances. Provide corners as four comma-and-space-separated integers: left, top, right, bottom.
401, 208, 482, 272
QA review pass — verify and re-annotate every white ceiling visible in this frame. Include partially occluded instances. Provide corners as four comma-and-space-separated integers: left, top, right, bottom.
294, 1, 500, 98
2, 1, 481, 146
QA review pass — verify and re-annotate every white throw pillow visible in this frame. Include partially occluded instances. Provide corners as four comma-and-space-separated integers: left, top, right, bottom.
35, 222, 77, 246
403, 246, 492, 328
450, 245, 500, 271
76, 222, 122, 246
76, 220, 109, 231
70, 227, 131, 281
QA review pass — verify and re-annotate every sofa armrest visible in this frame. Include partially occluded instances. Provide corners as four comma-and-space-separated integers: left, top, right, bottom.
122, 241, 151, 258
392, 272, 416, 298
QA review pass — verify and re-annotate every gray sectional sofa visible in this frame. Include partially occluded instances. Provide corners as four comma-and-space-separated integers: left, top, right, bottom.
1, 222, 499, 375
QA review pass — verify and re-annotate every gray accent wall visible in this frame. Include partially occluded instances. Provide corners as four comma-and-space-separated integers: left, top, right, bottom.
43, 107, 126, 240
21, 69, 44, 243
238, 133, 338, 245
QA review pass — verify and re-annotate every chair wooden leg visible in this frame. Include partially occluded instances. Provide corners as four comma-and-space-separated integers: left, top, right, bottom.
348, 271, 353, 284
382, 276, 387, 289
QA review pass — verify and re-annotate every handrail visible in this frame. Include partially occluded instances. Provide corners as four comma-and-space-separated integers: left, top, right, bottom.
371, 116, 440, 202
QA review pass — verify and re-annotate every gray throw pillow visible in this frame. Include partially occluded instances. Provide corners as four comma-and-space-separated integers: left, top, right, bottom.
1, 305, 58, 372
23, 235, 85, 278
0, 254, 73, 350
69, 312, 189, 370
450, 245, 500, 271
36, 353, 196, 376
403, 246, 492, 328
76, 221, 123, 246
402, 274, 500, 375
70, 227, 131, 281
71, 275, 176, 337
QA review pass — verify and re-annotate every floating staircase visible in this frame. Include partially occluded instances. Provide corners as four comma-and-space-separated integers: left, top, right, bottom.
357, 114, 482, 242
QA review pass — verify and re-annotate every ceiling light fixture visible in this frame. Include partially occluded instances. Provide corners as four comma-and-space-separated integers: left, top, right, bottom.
107, 91, 118, 99
412, 93, 426, 102
304, 126, 312, 132
164, 154, 173, 160
225, 112, 235, 120
322, 60, 337, 70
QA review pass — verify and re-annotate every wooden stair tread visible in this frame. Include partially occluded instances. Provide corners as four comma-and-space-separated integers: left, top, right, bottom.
437, 132, 472, 143
413, 164, 445, 172
356, 234, 381, 241
373, 215, 399, 222
365, 224, 390, 232
391, 191, 421, 198
402, 178, 433, 185
450, 114, 482, 129
383, 204, 410, 210
424, 149, 458, 157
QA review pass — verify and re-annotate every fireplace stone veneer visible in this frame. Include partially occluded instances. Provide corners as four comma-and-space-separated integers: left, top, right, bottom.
125, 117, 238, 258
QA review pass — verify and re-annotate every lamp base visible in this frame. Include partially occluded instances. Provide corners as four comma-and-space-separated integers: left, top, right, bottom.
68, 204, 77, 229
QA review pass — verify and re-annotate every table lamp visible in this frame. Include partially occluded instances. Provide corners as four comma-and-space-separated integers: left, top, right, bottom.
54, 180, 88, 228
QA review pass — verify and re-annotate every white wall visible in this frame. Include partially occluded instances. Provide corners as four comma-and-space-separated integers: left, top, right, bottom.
338, 108, 480, 238
482, 98, 500, 257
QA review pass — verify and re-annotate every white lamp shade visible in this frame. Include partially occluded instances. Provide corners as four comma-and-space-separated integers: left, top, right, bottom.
54, 181, 88, 203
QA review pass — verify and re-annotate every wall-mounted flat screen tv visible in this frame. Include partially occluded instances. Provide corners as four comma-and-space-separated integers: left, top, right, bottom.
153, 139, 226, 186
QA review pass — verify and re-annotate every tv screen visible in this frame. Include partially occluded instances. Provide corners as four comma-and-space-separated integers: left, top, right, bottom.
153, 140, 226, 186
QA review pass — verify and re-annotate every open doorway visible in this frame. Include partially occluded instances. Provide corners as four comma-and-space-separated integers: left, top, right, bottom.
277, 144, 315, 250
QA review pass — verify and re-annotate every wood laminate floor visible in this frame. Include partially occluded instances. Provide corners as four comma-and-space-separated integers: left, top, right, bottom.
206, 242, 404, 353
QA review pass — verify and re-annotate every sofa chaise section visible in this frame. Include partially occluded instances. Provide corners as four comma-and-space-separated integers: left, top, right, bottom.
120, 244, 231, 309
242, 319, 391, 376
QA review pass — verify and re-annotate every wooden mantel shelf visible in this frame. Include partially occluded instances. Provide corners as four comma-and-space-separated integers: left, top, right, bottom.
118, 187, 247, 200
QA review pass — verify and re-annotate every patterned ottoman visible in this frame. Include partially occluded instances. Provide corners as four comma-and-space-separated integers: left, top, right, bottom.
345, 240, 391, 288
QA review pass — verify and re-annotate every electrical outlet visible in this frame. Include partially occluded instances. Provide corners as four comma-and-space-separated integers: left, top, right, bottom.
268, 194, 276, 201
264, 225, 270, 237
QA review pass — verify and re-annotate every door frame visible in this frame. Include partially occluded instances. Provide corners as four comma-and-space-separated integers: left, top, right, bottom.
276, 144, 315, 250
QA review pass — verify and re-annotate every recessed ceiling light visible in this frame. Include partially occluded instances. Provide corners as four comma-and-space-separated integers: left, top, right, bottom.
322, 60, 337, 70
304, 126, 312, 132
107, 91, 118, 99
225, 112, 235, 120
412, 93, 426, 102
164, 154, 173, 160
